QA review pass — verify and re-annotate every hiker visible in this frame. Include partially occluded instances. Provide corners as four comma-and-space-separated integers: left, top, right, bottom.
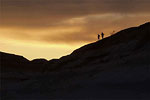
98, 34, 100, 40
101, 32, 104, 39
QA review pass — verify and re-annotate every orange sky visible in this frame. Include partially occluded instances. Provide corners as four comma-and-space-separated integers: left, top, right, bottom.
0, 0, 150, 60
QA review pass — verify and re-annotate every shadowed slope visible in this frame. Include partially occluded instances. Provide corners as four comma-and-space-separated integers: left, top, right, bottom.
45, 22, 150, 72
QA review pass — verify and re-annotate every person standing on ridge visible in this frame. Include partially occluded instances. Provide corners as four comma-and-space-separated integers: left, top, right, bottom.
101, 32, 104, 39
98, 34, 100, 40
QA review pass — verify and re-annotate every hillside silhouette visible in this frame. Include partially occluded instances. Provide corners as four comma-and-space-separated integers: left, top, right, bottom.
1, 22, 150, 99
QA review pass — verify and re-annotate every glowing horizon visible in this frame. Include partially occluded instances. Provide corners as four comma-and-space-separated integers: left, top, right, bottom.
0, 0, 150, 60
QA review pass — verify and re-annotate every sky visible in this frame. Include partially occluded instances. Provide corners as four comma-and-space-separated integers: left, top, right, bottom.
0, 0, 150, 60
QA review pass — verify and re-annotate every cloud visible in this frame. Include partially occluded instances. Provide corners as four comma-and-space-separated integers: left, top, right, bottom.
0, 0, 150, 44
38, 14, 150, 44
1, 0, 150, 28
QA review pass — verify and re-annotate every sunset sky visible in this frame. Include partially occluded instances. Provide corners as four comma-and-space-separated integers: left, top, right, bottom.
0, 0, 150, 60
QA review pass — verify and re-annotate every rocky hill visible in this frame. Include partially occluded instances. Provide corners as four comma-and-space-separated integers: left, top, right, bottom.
1, 22, 150, 99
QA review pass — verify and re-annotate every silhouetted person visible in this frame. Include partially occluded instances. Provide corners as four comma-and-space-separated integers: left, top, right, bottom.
101, 32, 104, 39
98, 34, 100, 40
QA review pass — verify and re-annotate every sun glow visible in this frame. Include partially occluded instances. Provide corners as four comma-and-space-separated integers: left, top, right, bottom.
1, 0, 150, 60
0, 38, 80, 60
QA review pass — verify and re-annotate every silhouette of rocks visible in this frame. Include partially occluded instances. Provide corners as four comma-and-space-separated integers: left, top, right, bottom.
1, 22, 150, 99
0, 51, 29, 72
0, 52, 48, 72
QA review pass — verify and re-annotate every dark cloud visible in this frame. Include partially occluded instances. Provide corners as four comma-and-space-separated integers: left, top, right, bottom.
0, 0, 150, 44
1, 0, 150, 28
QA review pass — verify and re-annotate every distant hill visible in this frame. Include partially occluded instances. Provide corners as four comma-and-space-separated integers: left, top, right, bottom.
1, 22, 150, 99
0, 51, 48, 72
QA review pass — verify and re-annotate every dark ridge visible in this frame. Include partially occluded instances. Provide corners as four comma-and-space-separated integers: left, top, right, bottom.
0, 51, 29, 72
31, 59, 48, 63
139, 22, 150, 28
0, 22, 150, 72
0, 52, 48, 72
49, 22, 150, 71
71, 22, 150, 56
0, 51, 29, 62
